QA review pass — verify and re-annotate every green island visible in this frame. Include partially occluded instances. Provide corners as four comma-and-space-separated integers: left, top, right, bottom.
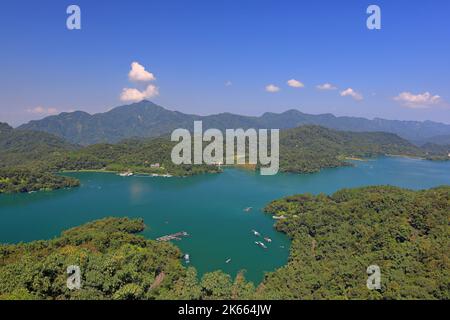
0, 185, 448, 300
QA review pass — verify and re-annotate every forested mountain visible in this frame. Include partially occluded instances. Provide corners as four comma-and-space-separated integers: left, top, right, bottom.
278, 126, 429, 173
1, 185, 448, 299
0, 123, 80, 193
0, 122, 78, 168
18, 100, 450, 145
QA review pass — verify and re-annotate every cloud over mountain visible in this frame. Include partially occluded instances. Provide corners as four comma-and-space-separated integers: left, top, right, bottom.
121, 62, 159, 102
394, 91, 443, 109
128, 62, 156, 82
340, 88, 363, 101
120, 85, 159, 102
27, 106, 59, 115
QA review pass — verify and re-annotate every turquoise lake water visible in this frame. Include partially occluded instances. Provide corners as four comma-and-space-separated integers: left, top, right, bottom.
1, 156, 450, 283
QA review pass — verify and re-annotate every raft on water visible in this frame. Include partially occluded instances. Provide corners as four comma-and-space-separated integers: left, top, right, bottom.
156, 231, 189, 242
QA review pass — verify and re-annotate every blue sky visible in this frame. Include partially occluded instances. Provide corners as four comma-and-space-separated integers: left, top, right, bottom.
0, 0, 449, 126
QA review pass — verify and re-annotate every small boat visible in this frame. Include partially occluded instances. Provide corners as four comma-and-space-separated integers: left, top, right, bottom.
251, 229, 261, 237
183, 253, 190, 263
225, 258, 232, 264
244, 207, 253, 212
119, 172, 133, 177
255, 241, 267, 249
264, 237, 272, 243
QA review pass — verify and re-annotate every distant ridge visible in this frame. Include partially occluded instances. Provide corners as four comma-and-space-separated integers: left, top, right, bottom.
17, 100, 450, 145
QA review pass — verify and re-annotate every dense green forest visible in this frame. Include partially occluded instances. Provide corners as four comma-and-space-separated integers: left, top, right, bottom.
0, 186, 448, 299
0, 122, 79, 168
46, 137, 221, 177
0, 169, 80, 193
1, 121, 449, 193
48, 126, 449, 177
0, 217, 253, 300
260, 185, 450, 299
277, 125, 432, 173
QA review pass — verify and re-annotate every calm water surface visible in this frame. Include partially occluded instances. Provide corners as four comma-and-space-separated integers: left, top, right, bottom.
1, 157, 450, 283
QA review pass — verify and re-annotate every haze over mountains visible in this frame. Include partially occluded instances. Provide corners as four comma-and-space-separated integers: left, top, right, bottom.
17, 100, 450, 145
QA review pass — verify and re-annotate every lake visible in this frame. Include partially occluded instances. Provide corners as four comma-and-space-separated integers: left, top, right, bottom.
1, 156, 450, 283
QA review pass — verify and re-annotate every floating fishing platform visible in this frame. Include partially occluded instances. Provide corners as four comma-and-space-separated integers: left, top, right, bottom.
156, 231, 189, 242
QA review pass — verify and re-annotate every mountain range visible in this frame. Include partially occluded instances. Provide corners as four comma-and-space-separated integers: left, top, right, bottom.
16, 100, 450, 145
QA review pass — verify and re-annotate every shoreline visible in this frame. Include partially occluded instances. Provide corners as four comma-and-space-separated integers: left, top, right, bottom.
343, 156, 366, 161
60, 168, 220, 178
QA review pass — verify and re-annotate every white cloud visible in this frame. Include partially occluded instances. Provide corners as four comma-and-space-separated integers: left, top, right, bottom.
340, 88, 363, 101
394, 91, 443, 109
128, 61, 156, 82
287, 79, 304, 88
120, 84, 159, 102
265, 84, 280, 93
27, 106, 59, 115
316, 83, 337, 90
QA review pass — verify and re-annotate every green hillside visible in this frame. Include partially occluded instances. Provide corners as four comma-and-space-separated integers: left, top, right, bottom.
0, 122, 78, 168
259, 185, 450, 299
278, 125, 428, 173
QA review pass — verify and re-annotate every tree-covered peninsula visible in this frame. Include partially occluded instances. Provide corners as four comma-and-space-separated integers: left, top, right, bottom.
0, 169, 80, 193
260, 185, 450, 299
